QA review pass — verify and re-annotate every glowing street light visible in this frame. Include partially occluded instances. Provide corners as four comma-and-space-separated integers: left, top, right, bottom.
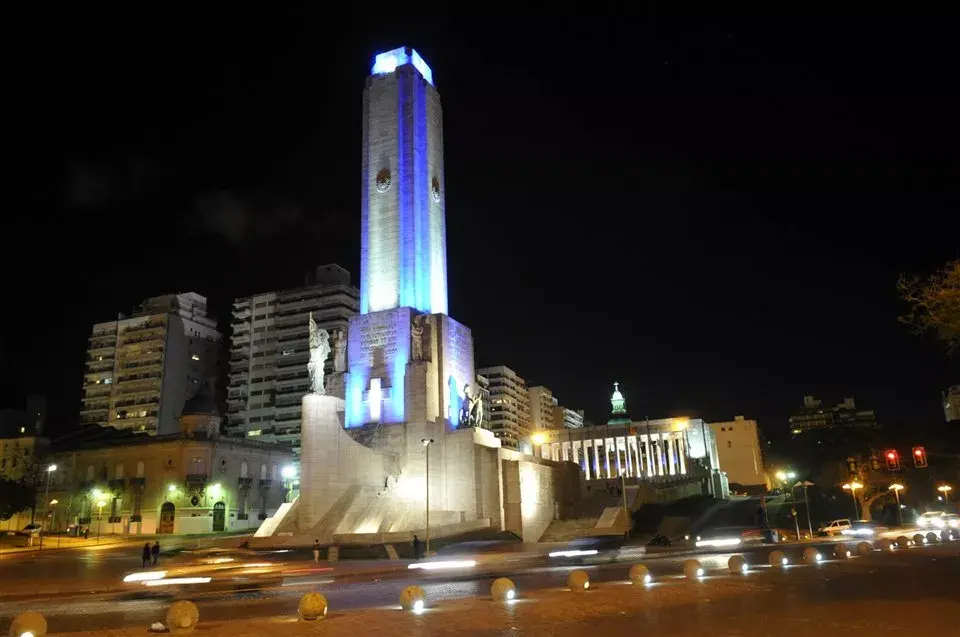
842, 481, 863, 520
96, 500, 107, 544
937, 485, 953, 502
889, 484, 905, 526
39, 464, 57, 551
421, 438, 434, 557
531, 432, 546, 446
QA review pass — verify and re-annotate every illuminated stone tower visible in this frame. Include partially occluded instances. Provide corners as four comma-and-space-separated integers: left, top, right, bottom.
361, 46, 448, 316
346, 47, 473, 430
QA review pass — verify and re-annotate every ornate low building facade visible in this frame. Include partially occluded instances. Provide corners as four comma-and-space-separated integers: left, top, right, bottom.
527, 384, 729, 499
44, 423, 293, 536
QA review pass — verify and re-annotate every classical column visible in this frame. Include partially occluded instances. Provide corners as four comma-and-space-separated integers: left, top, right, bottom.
677, 434, 687, 474
633, 436, 642, 477
667, 435, 677, 475
624, 436, 633, 478
656, 435, 665, 476
593, 439, 601, 479
615, 437, 623, 476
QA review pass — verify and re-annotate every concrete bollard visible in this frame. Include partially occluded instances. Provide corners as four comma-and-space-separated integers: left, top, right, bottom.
802, 547, 822, 564
875, 538, 895, 551
628, 563, 652, 585
728, 555, 748, 574
768, 550, 788, 567
491, 578, 517, 601
298, 592, 329, 621
856, 541, 873, 556
567, 569, 590, 592
895, 535, 912, 549
940, 530, 951, 543
400, 585, 426, 612
165, 600, 200, 634
9, 611, 48, 637
912, 533, 926, 546
926, 531, 939, 544
833, 543, 850, 559
683, 559, 704, 579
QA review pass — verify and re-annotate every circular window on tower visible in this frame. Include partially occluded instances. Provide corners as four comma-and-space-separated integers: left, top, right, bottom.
431, 176, 441, 202
375, 168, 392, 193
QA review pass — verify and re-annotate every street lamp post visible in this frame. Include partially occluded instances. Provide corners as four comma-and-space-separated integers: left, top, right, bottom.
39, 464, 56, 550
937, 485, 952, 503
798, 481, 815, 538
96, 500, 106, 544
842, 481, 863, 520
620, 471, 630, 539
421, 438, 434, 557
49, 500, 60, 548
889, 484, 904, 527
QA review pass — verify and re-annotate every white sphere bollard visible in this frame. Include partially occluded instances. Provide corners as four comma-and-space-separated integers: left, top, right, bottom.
912, 533, 926, 546
876, 538, 895, 551
926, 531, 939, 544
768, 550, 788, 568
833, 543, 850, 559
491, 578, 517, 601
400, 585, 426, 612
567, 569, 590, 592
298, 592, 328, 620
802, 547, 822, 564
728, 555, 748, 574
683, 559, 704, 579
9, 611, 48, 637
940, 530, 951, 543
165, 600, 200, 634
856, 541, 873, 556
629, 563, 652, 585
895, 535, 912, 549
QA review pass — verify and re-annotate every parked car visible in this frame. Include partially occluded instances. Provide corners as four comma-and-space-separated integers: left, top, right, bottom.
944, 514, 960, 529
16, 524, 42, 536
817, 519, 852, 536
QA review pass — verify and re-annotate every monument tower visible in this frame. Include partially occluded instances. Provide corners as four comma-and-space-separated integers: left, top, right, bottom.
346, 46, 474, 431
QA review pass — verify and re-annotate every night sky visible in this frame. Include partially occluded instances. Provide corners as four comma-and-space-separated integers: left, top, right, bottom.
5, 9, 958, 441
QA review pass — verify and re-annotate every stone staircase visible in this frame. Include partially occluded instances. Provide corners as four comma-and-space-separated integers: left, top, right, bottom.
327, 545, 340, 562
384, 544, 398, 560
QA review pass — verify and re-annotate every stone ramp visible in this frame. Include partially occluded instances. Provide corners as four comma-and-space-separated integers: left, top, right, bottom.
334, 517, 491, 545
254, 500, 297, 538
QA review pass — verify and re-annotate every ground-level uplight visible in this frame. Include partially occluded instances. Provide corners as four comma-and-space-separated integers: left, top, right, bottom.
769, 550, 788, 567
728, 555, 748, 574
491, 577, 517, 601
629, 563, 652, 585
567, 569, 590, 591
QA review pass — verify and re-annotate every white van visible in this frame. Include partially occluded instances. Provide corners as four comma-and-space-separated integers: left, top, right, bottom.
818, 519, 852, 536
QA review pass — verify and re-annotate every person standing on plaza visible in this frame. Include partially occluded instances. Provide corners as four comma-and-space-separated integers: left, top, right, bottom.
412, 534, 422, 560
141, 543, 151, 568
151, 540, 160, 566
312, 539, 320, 564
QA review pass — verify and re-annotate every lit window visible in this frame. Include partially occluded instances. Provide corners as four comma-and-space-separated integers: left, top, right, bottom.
20, 426, 25, 434
191, 354, 200, 361
248, 430, 262, 437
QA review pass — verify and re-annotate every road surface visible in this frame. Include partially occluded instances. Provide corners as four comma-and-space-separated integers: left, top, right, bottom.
3, 539, 959, 634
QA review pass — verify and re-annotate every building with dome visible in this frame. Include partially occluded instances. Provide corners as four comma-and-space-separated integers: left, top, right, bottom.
529, 383, 729, 499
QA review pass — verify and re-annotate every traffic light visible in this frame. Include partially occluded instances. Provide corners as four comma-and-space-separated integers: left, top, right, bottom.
885, 449, 900, 471
870, 453, 880, 471
912, 446, 928, 468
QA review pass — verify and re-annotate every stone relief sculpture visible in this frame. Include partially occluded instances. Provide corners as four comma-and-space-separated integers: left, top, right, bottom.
307, 312, 331, 395
458, 384, 484, 428
333, 328, 347, 372
411, 315, 425, 361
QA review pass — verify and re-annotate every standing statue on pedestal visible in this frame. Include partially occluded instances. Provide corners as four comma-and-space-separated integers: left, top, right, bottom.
333, 328, 347, 372
307, 312, 331, 395
411, 315, 425, 361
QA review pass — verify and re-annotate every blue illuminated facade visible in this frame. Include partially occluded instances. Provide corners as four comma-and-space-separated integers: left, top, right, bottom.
347, 46, 467, 431
360, 45, 447, 317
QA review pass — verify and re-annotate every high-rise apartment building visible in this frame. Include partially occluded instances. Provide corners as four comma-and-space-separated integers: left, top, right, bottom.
226, 265, 359, 453
553, 406, 585, 429
476, 365, 531, 449
80, 294, 221, 436
788, 396, 879, 435
528, 386, 556, 431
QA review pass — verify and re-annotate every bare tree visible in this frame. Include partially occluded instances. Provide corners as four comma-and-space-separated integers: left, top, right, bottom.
898, 259, 960, 354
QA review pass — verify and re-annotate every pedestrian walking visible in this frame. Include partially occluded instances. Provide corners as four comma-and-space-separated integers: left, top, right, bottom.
141, 543, 151, 568
412, 534, 421, 560
151, 540, 160, 566
312, 539, 320, 564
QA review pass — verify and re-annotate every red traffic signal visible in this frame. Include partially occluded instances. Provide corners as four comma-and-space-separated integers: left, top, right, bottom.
885, 449, 900, 471
912, 446, 928, 468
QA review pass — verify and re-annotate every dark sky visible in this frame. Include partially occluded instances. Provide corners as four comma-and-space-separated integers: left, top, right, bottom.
5, 9, 958, 440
